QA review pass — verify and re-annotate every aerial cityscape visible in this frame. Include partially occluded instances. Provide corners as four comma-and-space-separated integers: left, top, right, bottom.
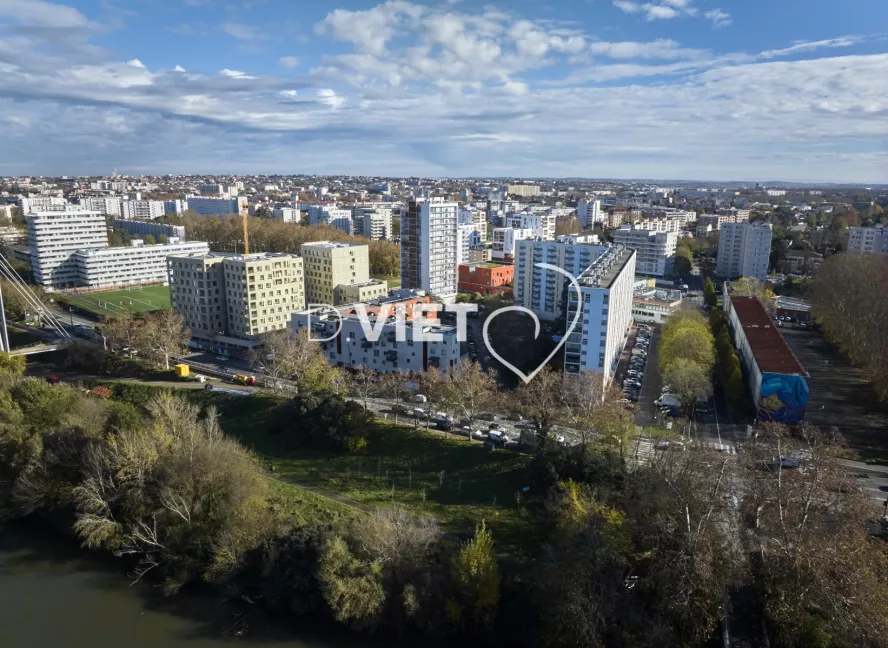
1, 1, 888, 648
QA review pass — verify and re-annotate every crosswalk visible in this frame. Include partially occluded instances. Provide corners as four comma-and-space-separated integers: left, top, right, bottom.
634, 438, 737, 458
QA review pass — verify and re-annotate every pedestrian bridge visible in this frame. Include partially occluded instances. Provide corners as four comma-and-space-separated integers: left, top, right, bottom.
8, 341, 70, 356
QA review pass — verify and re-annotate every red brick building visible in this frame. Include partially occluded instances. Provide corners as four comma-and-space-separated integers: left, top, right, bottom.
458, 263, 514, 295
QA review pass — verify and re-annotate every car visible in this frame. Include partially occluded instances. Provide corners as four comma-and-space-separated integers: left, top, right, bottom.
488, 421, 504, 430
655, 440, 685, 451
215, 355, 230, 362
624, 379, 641, 388
460, 425, 481, 437
414, 394, 429, 403
413, 408, 428, 419
550, 434, 566, 444
695, 404, 711, 414
777, 456, 801, 469
46, 375, 61, 385
488, 430, 512, 444
435, 419, 453, 431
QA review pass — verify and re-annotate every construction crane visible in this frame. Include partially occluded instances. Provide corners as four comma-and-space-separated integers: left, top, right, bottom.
241, 206, 250, 255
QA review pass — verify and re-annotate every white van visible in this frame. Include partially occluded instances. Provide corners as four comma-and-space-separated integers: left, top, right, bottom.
414, 394, 428, 403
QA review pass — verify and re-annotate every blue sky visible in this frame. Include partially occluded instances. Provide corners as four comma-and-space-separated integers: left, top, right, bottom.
1, 0, 887, 182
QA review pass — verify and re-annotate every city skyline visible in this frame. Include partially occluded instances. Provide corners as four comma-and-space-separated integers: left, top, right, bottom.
1, 0, 887, 183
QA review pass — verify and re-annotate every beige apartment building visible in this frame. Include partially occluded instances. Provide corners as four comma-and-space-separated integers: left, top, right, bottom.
168, 252, 304, 348
301, 241, 377, 306
339, 279, 389, 304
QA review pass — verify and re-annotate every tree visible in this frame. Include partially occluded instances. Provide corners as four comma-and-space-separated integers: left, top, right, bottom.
350, 365, 377, 412
515, 367, 565, 452
141, 309, 189, 369
157, 234, 169, 244
731, 276, 776, 309
0, 351, 25, 376
101, 312, 143, 352
562, 371, 635, 463
142, 234, 156, 246
658, 310, 716, 375
703, 277, 717, 308
319, 535, 386, 629
740, 423, 888, 647
252, 328, 339, 393
661, 357, 712, 416
377, 371, 411, 424
443, 360, 497, 428
417, 367, 446, 430
673, 242, 693, 277
449, 521, 499, 630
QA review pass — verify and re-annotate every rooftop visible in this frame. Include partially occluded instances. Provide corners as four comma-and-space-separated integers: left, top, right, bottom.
730, 296, 807, 376
577, 246, 635, 290
301, 240, 364, 249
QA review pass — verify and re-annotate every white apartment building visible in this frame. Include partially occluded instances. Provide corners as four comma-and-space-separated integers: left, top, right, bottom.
187, 196, 247, 216
492, 227, 534, 262
306, 204, 353, 234
716, 222, 773, 280
847, 225, 888, 254
301, 241, 375, 306
514, 239, 614, 321
577, 199, 602, 227
459, 208, 488, 241
73, 241, 209, 289
273, 207, 300, 223
26, 210, 109, 287
121, 200, 166, 220
112, 219, 186, 242
197, 183, 229, 196
290, 296, 462, 374
80, 197, 123, 217
613, 225, 678, 277
20, 196, 69, 213
507, 212, 556, 240
628, 217, 683, 233
564, 246, 636, 380
456, 222, 485, 265
353, 206, 393, 240
400, 199, 459, 303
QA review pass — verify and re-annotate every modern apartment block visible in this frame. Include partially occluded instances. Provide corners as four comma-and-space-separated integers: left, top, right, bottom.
456, 222, 485, 265
306, 204, 353, 234
353, 205, 393, 240
80, 197, 124, 217
506, 212, 556, 240
290, 291, 462, 374
514, 239, 613, 321
400, 199, 459, 303
187, 196, 247, 216
847, 225, 888, 254
613, 225, 678, 277
716, 222, 773, 280
26, 210, 109, 287
73, 241, 209, 289
121, 200, 166, 220
273, 207, 300, 223
506, 184, 540, 198
20, 196, 68, 213
696, 210, 749, 237
458, 208, 488, 241
577, 199, 601, 227
492, 227, 533, 262
300, 241, 382, 306
564, 246, 636, 380
168, 252, 305, 350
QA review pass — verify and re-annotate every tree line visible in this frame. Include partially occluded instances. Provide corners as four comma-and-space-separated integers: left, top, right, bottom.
808, 253, 888, 400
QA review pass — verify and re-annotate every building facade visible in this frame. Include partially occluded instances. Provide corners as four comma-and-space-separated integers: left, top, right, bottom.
577, 199, 601, 227
564, 246, 636, 380
187, 196, 247, 216
121, 200, 165, 220
613, 225, 678, 277
458, 263, 514, 295
273, 207, 300, 223
290, 293, 462, 374
716, 222, 773, 280
73, 241, 209, 289
113, 219, 186, 242
80, 197, 124, 217
847, 225, 888, 254
353, 206, 393, 240
306, 205, 353, 234
514, 239, 613, 321
400, 199, 459, 303
26, 210, 109, 287
506, 212, 556, 240
492, 227, 533, 262
632, 286, 683, 324
301, 241, 372, 306
20, 196, 68, 213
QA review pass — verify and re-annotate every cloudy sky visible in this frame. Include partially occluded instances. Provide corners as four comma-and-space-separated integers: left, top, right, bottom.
1, 0, 887, 182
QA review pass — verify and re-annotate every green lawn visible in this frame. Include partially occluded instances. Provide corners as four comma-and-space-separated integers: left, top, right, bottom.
60, 284, 171, 317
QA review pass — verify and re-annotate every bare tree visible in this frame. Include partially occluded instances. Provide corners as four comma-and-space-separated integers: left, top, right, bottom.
142, 309, 189, 369
377, 372, 411, 423
515, 367, 565, 452
350, 365, 377, 412
417, 367, 446, 430
443, 360, 497, 428
562, 371, 636, 462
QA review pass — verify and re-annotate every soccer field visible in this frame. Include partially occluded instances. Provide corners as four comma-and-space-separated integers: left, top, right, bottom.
61, 284, 172, 317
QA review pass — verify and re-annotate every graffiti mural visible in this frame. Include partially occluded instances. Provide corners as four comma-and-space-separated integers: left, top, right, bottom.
757, 372, 809, 424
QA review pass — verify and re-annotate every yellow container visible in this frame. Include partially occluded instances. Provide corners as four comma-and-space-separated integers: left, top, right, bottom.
174, 364, 190, 378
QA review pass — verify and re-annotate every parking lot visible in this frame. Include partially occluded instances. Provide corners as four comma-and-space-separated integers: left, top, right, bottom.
781, 328, 888, 460
633, 326, 661, 428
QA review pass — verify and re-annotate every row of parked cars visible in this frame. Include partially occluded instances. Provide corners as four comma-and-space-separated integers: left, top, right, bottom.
622, 324, 651, 402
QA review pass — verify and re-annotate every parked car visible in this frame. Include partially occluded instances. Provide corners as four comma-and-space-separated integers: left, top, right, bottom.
655, 440, 685, 451
414, 394, 428, 403
215, 355, 229, 362
413, 408, 428, 419
435, 419, 453, 431
45, 375, 61, 385
488, 430, 512, 444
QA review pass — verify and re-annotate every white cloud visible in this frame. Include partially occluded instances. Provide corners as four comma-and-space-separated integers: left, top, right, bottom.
279, 56, 301, 69
219, 69, 254, 79
705, 9, 731, 28
760, 36, 862, 59
0, 0, 89, 28
126, 59, 145, 68
646, 6, 678, 20
223, 22, 259, 40
174, 65, 186, 72
614, 0, 706, 22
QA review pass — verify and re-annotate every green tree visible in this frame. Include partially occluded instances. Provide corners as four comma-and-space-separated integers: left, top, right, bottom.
448, 521, 499, 630
0, 351, 25, 376
157, 234, 169, 244
662, 357, 712, 415
703, 277, 717, 308
319, 535, 385, 629
142, 234, 156, 245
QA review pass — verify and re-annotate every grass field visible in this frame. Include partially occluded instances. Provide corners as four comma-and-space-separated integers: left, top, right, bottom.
61, 284, 171, 317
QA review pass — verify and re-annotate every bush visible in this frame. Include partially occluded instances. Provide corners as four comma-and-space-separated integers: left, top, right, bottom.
273, 393, 377, 452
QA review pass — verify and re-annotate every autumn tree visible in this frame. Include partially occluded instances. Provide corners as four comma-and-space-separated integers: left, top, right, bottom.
0, 351, 25, 376
141, 308, 189, 369
515, 367, 565, 452
562, 371, 635, 463
443, 360, 497, 427
448, 521, 499, 630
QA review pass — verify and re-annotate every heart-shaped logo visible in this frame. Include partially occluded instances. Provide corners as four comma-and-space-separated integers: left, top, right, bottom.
482, 263, 583, 384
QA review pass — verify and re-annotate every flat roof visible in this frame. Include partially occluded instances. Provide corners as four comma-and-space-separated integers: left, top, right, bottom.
731, 296, 807, 376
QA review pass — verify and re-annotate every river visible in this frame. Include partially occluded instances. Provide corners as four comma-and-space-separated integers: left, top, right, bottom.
0, 518, 404, 648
